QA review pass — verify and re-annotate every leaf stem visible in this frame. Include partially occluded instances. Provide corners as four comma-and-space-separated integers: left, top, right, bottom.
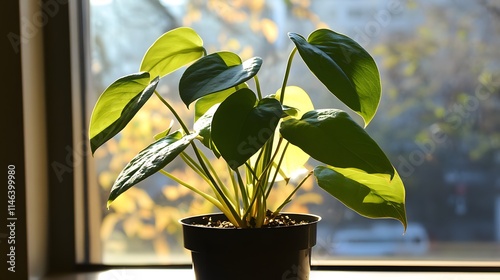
279, 48, 297, 104
253, 137, 283, 195
190, 143, 243, 226
198, 151, 234, 204
227, 164, 240, 215
180, 151, 235, 215
266, 139, 289, 198
180, 152, 205, 176
273, 170, 313, 216
235, 168, 249, 210
254, 75, 263, 100
154, 91, 190, 134
158, 169, 223, 211
155, 90, 243, 226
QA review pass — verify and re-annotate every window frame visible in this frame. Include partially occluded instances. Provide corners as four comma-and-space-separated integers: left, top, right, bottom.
31, 0, 500, 277
43, 0, 77, 274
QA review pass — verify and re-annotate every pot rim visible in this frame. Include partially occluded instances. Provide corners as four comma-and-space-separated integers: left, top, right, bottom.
179, 212, 321, 229
180, 212, 321, 252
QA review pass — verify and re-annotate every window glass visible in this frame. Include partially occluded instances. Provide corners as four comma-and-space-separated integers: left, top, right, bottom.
88, 0, 500, 264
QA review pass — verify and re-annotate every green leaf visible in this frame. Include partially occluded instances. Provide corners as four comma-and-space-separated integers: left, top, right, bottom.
193, 103, 219, 156
314, 165, 407, 229
153, 120, 174, 140
281, 105, 299, 118
194, 84, 247, 122
108, 131, 198, 205
272, 86, 314, 178
289, 29, 381, 126
212, 88, 283, 169
140, 27, 204, 79
179, 52, 262, 107
280, 109, 394, 178
89, 73, 159, 154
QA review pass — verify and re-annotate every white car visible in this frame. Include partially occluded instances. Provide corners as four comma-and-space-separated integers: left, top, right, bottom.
325, 222, 429, 256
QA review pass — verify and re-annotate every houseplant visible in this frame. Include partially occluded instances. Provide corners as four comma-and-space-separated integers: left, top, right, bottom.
89, 27, 406, 279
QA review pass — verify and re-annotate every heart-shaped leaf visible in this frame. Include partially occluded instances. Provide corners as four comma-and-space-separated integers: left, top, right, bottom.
212, 88, 282, 169
140, 27, 205, 79
179, 52, 262, 107
289, 29, 381, 126
272, 86, 314, 178
314, 165, 407, 230
108, 131, 198, 206
194, 84, 247, 122
89, 73, 159, 154
280, 109, 394, 177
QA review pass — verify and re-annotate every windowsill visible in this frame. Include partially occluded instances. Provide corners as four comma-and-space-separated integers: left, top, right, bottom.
42, 269, 500, 280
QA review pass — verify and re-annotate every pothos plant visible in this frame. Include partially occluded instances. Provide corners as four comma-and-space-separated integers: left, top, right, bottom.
89, 27, 407, 229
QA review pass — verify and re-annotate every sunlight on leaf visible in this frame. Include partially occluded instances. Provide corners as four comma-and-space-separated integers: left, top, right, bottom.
108, 131, 198, 206
89, 74, 159, 154
193, 104, 219, 152
194, 86, 247, 121
179, 52, 262, 107
289, 29, 381, 126
281, 109, 394, 177
272, 86, 314, 178
140, 27, 204, 79
314, 166, 407, 230
212, 89, 282, 169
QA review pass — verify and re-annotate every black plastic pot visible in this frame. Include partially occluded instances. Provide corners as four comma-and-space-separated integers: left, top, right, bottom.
180, 213, 320, 280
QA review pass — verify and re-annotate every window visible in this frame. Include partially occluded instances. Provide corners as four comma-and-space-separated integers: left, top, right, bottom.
85, 0, 500, 265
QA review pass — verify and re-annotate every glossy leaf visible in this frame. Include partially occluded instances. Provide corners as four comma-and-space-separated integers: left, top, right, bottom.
289, 29, 381, 126
89, 73, 158, 154
140, 27, 204, 79
179, 52, 262, 107
280, 109, 394, 177
212, 88, 282, 169
314, 165, 407, 229
193, 103, 219, 155
194, 84, 247, 121
272, 86, 314, 178
108, 131, 198, 206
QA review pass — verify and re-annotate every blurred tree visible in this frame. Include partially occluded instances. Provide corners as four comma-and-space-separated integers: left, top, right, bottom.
370, 0, 500, 241
90, 0, 500, 261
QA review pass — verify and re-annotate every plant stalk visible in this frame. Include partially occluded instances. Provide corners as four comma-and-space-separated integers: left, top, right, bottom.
279, 48, 297, 104
273, 170, 313, 216
155, 91, 243, 226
